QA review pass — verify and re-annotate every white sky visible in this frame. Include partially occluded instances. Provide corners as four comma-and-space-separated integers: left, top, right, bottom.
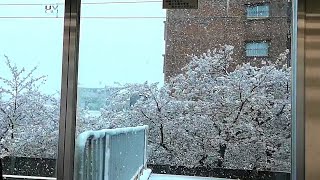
0, 0, 166, 94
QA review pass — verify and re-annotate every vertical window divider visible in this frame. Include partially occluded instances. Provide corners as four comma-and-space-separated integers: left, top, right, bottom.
292, 0, 305, 179
56, 0, 82, 179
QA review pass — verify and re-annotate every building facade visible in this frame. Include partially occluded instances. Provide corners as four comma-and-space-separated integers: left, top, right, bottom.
163, 0, 291, 81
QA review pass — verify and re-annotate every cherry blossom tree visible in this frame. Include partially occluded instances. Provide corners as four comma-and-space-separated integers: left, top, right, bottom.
167, 46, 291, 171
0, 55, 60, 163
0, 44, 291, 174
97, 46, 291, 171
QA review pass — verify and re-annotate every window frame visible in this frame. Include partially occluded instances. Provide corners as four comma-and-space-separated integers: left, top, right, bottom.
246, 3, 271, 20
245, 40, 270, 57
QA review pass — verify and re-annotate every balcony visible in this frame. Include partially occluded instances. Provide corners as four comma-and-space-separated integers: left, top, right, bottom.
2, 126, 233, 180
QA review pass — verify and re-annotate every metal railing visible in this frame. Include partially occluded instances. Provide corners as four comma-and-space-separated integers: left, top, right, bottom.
74, 125, 149, 180
3, 175, 56, 180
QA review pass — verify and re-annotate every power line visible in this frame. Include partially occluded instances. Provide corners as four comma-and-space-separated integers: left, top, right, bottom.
82, 16, 165, 18
0, 1, 162, 6
0, 16, 64, 19
0, 16, 165, 19
83, 1, 161, 4
0, 16, 289, 19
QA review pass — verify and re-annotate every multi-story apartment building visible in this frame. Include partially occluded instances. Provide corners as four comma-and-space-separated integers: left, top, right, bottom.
163, 0, 292, 81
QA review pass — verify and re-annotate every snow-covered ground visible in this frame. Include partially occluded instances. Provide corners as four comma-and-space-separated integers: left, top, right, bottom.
149, 174, 235, 180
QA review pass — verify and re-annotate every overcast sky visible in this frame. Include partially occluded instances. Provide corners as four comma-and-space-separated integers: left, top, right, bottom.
0, 0, 165, 94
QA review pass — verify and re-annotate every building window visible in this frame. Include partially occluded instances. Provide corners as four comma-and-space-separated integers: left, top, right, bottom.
247, 4, 269, 19
246, 42, 269, 57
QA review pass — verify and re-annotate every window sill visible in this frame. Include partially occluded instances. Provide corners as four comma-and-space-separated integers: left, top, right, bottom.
246, 56, 269, 60
246, 17, 270, 21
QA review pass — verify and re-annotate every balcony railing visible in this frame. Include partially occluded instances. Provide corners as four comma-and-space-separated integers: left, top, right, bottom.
3, 125, 233, 180
74, 125, 149, 180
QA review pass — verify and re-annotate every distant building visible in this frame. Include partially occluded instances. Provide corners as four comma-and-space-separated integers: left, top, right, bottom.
163, 0, 292, 81
77, 87, 121, 111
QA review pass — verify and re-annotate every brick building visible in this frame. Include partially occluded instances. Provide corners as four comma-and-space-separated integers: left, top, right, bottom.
163, 0, 291, 81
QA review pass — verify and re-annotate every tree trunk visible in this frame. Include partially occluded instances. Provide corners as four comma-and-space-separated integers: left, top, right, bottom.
0, 158, 3, 180
159, 124, 169, 151
160, 124, 164, 145
217, 143, 227, 167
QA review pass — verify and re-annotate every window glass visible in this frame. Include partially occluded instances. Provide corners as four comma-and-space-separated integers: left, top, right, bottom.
247, 4, 270, 18
0, 0, 64, 178
74, 0, 292, 179
246, 42, 269, 57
